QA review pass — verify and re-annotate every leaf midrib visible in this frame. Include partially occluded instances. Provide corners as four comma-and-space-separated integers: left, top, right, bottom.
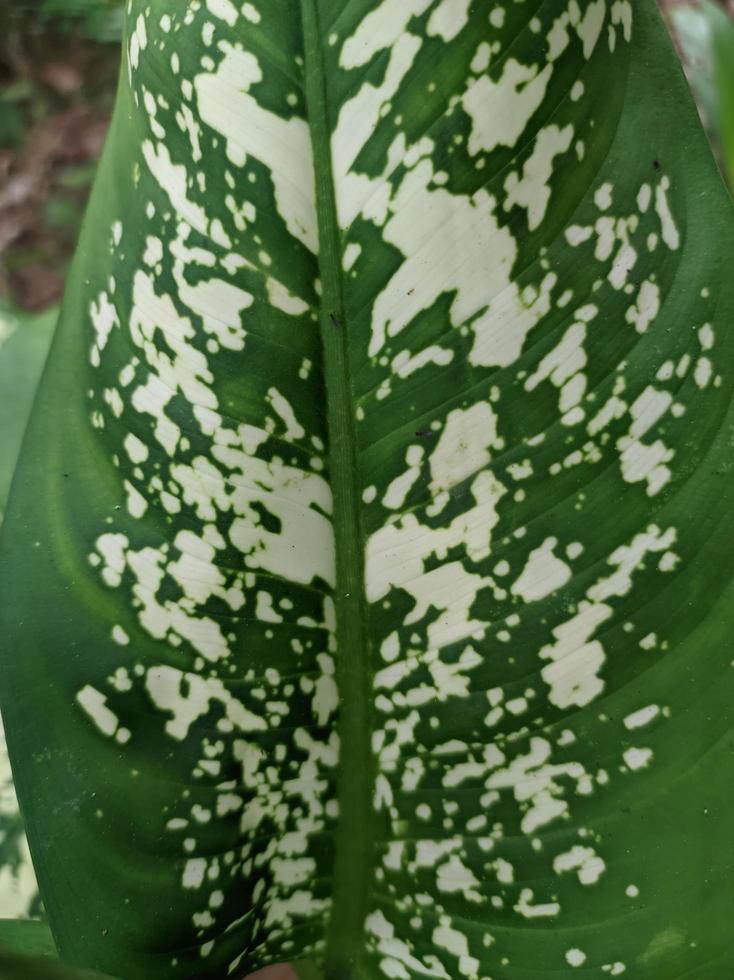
299, 3, 374, 977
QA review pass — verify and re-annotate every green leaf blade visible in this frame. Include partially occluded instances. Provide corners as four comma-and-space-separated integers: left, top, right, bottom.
1, 2, 734, 979
0, 306, 57, 520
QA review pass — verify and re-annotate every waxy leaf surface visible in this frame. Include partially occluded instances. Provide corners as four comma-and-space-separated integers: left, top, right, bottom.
1, 1, 734, 978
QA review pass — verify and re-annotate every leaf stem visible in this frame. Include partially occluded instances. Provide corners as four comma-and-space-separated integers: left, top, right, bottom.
299, 2, 374, 977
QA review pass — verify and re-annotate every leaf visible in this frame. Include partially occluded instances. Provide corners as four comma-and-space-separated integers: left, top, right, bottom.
290, 962, 323, 980
0, 306, 55, 925
1, 2, 734, 979
0, 946, 116, 980
671, 0, 734, 187
0, 306, 57, 520
0, 717, 43, 921
0, 919, 56, 959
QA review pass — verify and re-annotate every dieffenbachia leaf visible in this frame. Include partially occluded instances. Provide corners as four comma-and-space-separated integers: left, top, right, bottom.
1, 1, 733, 978
0, 306, 57, 521
0, 306, 56, 922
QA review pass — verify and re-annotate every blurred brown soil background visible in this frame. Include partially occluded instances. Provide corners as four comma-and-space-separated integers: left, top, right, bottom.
0, 0, 120, 311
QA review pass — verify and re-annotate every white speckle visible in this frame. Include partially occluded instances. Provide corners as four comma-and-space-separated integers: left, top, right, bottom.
382, 447, 424, 509
514, 887, 560, 918
616, 388, 674, 496
343, 242, 361, 271
594, 183, 613, 210
625, 280, 660, 334
471, 42, 491, 74
146, 666, 266, 740
694, 357, 712, 389
655, 177, 680, 250
432, 918, 479, 977
566, 224, 593, 246
89, 291, 119, 362
554, 844, 606, 885
698, 323, 714, 350
339, 0, 431, 69
624, 704, 660, 730
525, 320, 587, 423
266, 278, 310, 316
380, 632, 400, 663
183, 858, 206, 889
392, 345, 454, 379
623, 747, 653, 771
205, 0, 237, 25
242, 2, 261, 23
429, 402, 499, 493
577, 0, 606, 58
195, 46, 316, 251
96, 532, 128, 588
267, 388, 305, 441
463, 58, 552, 157
125, 480, 147, 519
128, 14, 147, 71
504, 125, 573, 230
77, 686, 121, 739
427, 0, 472, 41
539, 603, 611, 709
511, 537, 571, 602
256, 591, 283, 624
124, 433, 149, 465
589, 525, 676, 602
111, 625, 130, 646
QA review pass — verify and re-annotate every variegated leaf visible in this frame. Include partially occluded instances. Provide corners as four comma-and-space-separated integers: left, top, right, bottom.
0, 305, 56, 921
1, 1, 733, 978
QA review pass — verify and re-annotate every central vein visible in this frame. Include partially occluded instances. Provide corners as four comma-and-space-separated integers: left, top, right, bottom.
299, 2, 374, 976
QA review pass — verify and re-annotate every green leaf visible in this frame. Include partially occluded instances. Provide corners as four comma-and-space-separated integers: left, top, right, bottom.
0, 718, 43, 921
0, 947, 116, 980
291, 962, 324, 980
0, 307, 55, 926
1, 2, 734, 979
672, 0, 734, 187
0, 920, 56, 959
0, 306, 57, 520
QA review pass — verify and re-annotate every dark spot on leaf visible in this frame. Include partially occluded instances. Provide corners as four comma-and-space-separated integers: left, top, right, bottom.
250, 501, 282, 534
